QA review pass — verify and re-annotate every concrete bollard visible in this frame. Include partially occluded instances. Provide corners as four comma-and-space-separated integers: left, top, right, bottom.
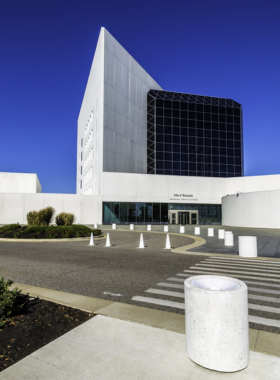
147, 225, 152, 231
89, 232, 94, 246
218, 229, 225, 239
130, 224, 134, 230
164, 225, 169, 232
208, 228, 214, 237
112, 223, 116, 229
94, 223, 98, 229
164, 234, 171, 249
105, 233, 111, 247
138, 233, 145, 249
194, 227, 200, 235
180, 226, 185, 234
184, 275, 249, 372
224, 231, 234, 246
238, 236, 257, 258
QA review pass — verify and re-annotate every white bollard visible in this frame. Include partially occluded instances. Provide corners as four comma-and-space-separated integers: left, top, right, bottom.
112, 223, 116, 229
164, 234, 171, 249
238, 236, 257, 258
130, 224, 134, 230
224, 231, 234, 246
105, 233, 111, 247
89, 232, 94, 246
218, 229, 225, 239
184, 275, 249, 372
194, 227, 200, 235
208, 228, 214, 237
180, 226, 185, 234
147, 225, 152, 231
164, 225, 169, 232
138, 233, 145, 249
94, 223, 98, 229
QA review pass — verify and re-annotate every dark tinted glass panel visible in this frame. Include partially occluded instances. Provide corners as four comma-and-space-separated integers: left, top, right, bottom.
153, 204, 160, 223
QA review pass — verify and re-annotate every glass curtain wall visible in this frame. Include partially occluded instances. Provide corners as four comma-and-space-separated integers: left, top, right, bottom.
103, 202, 221, 224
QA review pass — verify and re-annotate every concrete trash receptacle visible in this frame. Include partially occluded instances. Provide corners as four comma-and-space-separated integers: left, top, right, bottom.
147, 225, 152, 231
218, 229, 225, 239
224, 231, 234, 246
112, 223, 116, 229
164, 225, 169, 232
194, 227, 200, 235
238, 236, 257, 257
130, 224, 134, 230
208, 228, 214, 237
180, 226, 185, 234
184, 275, 249, 372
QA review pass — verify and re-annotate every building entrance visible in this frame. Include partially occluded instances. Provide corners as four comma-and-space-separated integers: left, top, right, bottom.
169, 210, 198, 225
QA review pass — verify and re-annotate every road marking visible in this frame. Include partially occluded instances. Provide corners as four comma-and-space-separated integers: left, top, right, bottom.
188, 266, 280, 278
249, 294, 280, 303
205, 258, 280, 268
248, 303, 280, 314
103, 292, 122, 296
195, 263, 280, 274
248, 287, 280, 296
248, 315, 280, 328
178, 270, 280, 283
209, 257, 280, 265
157, 282, 184, 289
167, 277, 188, 282
131, 296, 185, 309
146, 288, 184, 298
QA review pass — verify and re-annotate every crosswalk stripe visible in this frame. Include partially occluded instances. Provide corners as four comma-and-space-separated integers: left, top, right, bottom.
158, 282, 184, 289
132, 297, 280, 318
131, 296, 185, 309
249, 294, 280, 304
167, 277, 188, 282
188, 266, 280, 278
248, 303, 280, 314
208, 257, 280, 265
146, 288, 184, 298
205, 258, 280, 268
195, 263, 280, 274
178, 270, 280, 283
248, 315, 280, 328
248, 287, 280, 296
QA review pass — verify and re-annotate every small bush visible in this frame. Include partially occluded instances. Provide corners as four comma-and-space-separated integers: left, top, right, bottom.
27, 211, 40, 226
0, 224, 21, 233
56, 212, 75, 226
38, 207, 55, 226
0, 277, 24, 327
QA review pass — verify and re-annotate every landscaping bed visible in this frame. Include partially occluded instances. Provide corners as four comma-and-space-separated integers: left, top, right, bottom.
0, 224, 102, 239
0, 294, 95, 372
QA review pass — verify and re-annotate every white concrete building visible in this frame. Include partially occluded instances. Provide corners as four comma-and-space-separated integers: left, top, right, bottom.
1, 27, 280, 228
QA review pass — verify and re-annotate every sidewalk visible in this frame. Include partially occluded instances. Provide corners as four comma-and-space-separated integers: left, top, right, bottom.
1, 284, 280, 379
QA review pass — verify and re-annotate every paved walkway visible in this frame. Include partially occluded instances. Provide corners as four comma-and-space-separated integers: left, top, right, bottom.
2, 284, 280, 379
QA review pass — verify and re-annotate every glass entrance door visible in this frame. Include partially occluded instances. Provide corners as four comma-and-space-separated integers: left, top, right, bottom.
169, 210, 198, 225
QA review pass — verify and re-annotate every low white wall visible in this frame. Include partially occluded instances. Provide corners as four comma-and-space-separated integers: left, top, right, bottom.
0, 173, 42, 194
222, 189, 280, 228
0, 193, 102, 225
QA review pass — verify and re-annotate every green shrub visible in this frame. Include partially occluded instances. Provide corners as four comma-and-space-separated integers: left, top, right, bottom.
27, 211, 40, 226
0, 277, 24, 327
56, 212, 75, 226
0, 224, 21, 233
38, 207, 55, 226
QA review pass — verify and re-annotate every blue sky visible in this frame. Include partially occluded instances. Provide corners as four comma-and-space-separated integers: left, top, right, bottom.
1, 0, 279, 193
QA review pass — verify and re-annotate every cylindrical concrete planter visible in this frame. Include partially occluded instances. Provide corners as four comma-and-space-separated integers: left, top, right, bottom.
164, 225, 169, 232
94, 223, 98, 229
224, 231, 234, 246
147, 225, 152, 231
184, 275, 249, 372
112, 223, 117, 230
238, 236, 257, 258
180, 226, 185, 234
218, 229, 225, 239
208, 228, 214, 237
194, 226, 200, 235
130, 224, 134, 230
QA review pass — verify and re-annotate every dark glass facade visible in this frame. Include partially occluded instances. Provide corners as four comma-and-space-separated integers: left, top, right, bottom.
147, 90, 244, 177
103, 202, 221, 225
